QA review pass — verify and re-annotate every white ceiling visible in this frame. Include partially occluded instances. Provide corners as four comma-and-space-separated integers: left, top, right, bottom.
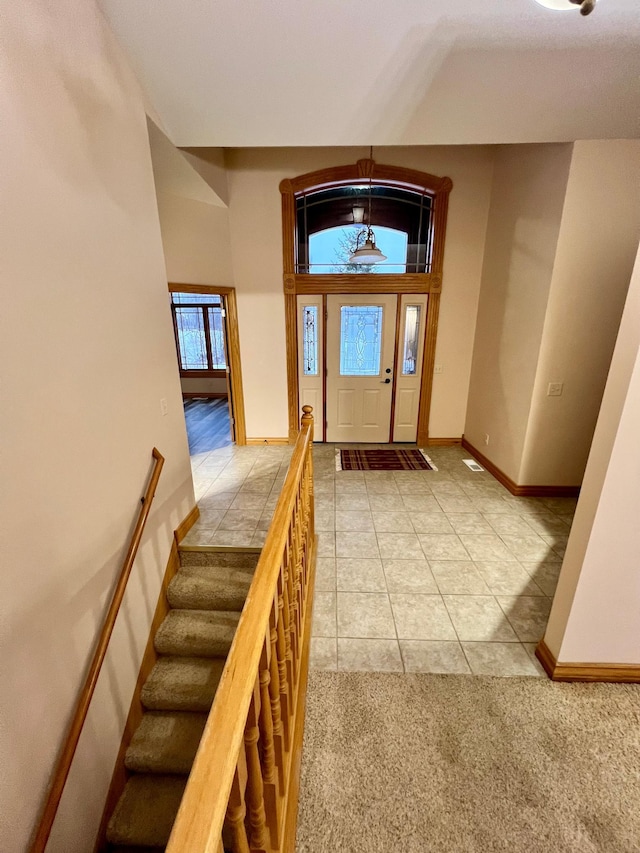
100, 0, 640, 147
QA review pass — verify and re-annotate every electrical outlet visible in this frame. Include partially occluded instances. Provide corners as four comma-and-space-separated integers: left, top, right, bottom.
484, 434, 490, 446
434, 364, 443, 374
547, 382, 564, 397
160, 398, 168, 416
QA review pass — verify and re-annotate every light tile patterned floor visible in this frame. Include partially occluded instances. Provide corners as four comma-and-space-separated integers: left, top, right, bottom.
185, 441, 575, 677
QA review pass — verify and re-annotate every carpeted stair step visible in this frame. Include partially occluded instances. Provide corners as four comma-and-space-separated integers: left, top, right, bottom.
167, 565, 253, 611
106, 775, 186, 848
155, 609, 240, 657
125, 711, 208, 774
141, 656, 225, 712
178, 547, 260, 570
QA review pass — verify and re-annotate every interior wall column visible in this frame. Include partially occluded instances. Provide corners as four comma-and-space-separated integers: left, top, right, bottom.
538, 242, 640, 681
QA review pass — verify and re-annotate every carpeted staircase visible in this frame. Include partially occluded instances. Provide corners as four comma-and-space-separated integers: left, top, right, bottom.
105, 547, 260, 851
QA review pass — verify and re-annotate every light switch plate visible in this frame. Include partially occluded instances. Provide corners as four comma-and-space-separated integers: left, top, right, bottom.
547, 382, 564, 397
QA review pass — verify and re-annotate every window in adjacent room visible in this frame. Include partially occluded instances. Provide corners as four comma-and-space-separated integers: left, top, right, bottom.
170, 291, 227, 375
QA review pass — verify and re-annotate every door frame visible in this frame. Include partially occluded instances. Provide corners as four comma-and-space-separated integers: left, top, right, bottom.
168, 283, 247, 445
280, 157, 452, 444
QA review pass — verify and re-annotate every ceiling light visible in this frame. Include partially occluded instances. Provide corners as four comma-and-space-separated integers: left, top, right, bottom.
533, 0, 596, 14
349, 226, 387, 265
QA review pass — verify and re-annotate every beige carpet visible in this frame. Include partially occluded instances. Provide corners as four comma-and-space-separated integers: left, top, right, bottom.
296, 672, 640, 853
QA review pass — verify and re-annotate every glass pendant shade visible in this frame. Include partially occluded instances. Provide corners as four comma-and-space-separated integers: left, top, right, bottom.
349, 231, 387, 264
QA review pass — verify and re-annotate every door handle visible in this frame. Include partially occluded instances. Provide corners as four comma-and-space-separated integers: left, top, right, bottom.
381, 378, 391, 384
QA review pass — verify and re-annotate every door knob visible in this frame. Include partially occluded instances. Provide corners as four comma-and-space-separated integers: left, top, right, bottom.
381, 378, 391, 384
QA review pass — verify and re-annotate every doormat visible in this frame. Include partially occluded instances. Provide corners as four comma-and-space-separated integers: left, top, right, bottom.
336, 448, 437, 472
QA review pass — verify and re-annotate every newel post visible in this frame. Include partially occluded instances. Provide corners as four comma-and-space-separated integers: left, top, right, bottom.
300, 405, 313, 437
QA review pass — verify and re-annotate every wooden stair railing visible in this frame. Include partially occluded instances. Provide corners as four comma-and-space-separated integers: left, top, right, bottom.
166, 406, 316, 853
29, 448, 165, 853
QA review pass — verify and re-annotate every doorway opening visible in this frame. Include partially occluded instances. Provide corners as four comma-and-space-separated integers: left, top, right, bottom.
168, 283, 247, 451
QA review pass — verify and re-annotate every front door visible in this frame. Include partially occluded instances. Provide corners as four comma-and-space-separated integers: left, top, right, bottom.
326, 294, 397, 442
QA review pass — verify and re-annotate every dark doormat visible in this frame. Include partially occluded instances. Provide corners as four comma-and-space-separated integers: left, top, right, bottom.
336, 448, 436, 471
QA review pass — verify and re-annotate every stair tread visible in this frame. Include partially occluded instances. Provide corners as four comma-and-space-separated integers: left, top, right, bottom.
125, 711, 208, 774
178, 547, 260, 570
141, 656, 225, 711
155, 609, 240, 657
167, 565, 252, 612
106, 775, 185, 847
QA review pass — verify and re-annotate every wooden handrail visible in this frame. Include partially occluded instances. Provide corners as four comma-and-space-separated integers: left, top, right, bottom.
166, 408, 315, 853
29, 448, 165, 853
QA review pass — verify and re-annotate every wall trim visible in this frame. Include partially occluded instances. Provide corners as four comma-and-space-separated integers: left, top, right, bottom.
427, 437, 462, 446
246, 437, 290, 445
461, 437, 581, 497
175, 504, 200, 543
536, 639, 640, 683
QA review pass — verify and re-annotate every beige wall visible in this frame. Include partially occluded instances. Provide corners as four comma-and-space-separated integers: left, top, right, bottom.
464, 144, 573, 481
520, 140, 640, 485
224, 146, 495, 439
156, 191, 234, 287
0, 2, 195, 851
544, 242, 640, 663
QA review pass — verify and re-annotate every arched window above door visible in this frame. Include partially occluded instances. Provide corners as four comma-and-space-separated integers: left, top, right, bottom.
297, 184, 431, 274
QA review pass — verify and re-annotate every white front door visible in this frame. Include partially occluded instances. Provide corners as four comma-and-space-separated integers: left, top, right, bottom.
326, 294, 397, 443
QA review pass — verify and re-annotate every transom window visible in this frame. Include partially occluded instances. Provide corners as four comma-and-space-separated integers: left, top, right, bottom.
170, 292, 226, 376
296, 184, 433, 274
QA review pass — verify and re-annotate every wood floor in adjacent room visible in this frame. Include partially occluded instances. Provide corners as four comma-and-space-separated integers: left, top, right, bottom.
183, 397, 232, 455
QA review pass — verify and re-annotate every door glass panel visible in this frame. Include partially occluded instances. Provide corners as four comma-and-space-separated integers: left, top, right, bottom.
339, 305, 383, 376
302, 305, 319, 375
402, 304, 422, 375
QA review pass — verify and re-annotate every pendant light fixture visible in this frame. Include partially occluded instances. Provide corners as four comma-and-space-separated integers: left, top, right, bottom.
533, 0, 596, 14
349, 148, 387, 265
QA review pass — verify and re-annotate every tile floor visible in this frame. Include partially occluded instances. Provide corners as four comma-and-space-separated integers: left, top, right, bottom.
185, 441, 575, 678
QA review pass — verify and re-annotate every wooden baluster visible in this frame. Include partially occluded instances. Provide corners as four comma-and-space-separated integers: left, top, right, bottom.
283, 539, 297, 682
301, 405, 315, 538
259, 641, 281, 849
295, 491, 305, 635
244, 685, 269, 852
290, 498, 302, 660
269, 607, 286, 790
297, 468, 308, 595
225, 753, 250, 853
276, 569, 292, 750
